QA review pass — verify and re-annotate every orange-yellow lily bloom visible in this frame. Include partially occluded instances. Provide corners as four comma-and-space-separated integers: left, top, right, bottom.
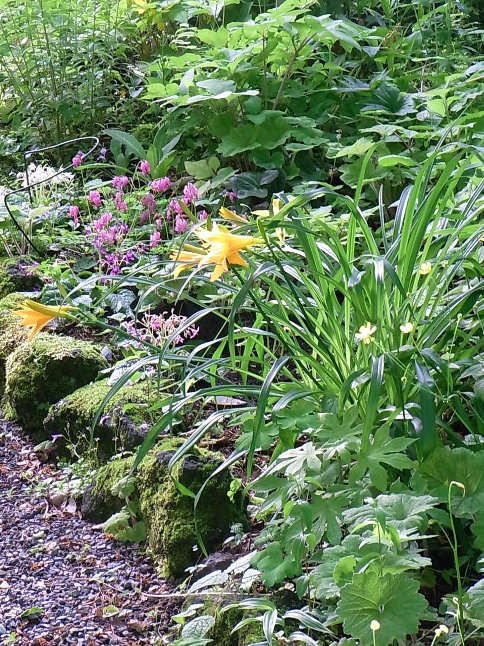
13, 300, 74, 340
171, 223, 263, 282
219, 206, 248, 224
169, 248, 207, 279
194, 223, 263, 281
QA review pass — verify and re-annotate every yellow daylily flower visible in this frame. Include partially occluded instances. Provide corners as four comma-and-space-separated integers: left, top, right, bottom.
13, 300, 74, 340
355, 322, 377, 345
194, 223, 263, 282
219, 206, 248, 224
253, 198, 281, 218
419, 261, 432, 276
399, 322, 414, 334
169, 248, 207, 279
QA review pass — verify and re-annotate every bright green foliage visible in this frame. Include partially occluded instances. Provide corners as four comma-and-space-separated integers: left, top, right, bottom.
337, 570, 428, 646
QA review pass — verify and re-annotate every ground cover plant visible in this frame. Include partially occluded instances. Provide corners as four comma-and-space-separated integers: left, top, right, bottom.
0, 0, 483, 645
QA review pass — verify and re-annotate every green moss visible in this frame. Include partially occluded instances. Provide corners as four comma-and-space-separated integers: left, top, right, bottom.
137, 444, 241, 578
86, 440, 242, 578
206, 605, 264, 646
0, 293, 30, 393
4, 334, 106, 435
44, 379, 154, 459
0, 257, 42, 298
94, 454, 135, 495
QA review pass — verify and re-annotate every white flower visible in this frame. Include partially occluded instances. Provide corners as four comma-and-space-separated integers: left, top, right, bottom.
399, 322, 414, 334
419, 261, 432, 276
370, 620, 381, 631
355, 322, 377, 345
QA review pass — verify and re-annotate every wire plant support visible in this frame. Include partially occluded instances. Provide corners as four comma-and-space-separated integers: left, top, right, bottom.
4, 136, 99, 256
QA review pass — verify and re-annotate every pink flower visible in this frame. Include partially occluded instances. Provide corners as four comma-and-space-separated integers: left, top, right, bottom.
183, 182, 199, 205
139, 210, 149, 225
112, 175, 129, 191
150, 230, 161, 248
142, 193, 156, 213
140, 160, 150, 176
115, 191, 127, 213
226, 191, 237, 203
198, 210, 208, 222
69, 205, 80, 228
166, 198, 183, 220
72, 152, 84, 168
155, 218, 162, 230
174, 216, 188, 234
151, 177, 171, 193
88, 190, 102, 209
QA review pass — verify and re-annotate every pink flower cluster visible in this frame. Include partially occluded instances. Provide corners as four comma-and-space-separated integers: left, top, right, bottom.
123, 311, 199, 347
72, 152, 84, 168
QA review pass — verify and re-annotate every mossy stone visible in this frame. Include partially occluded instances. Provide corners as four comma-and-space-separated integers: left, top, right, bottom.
0, 257, 42, 298
138, 448, 242, 578
4, 334, 106, 434
44, 379, 154, 460
81, 442, 243, 578
81, 455, 135, 521
0, 292, 31, 393
206, 604, 264, 646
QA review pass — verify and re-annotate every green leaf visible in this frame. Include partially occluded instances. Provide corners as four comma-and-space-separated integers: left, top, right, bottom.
362, 84, 415, 116
332, 138, 375, 159
102, 605, 119, 618
252, 542, 300, 587
378, 155, 416, 168
467, 578, 484, 628
116, 521, 147, 543
471, 512, 484, 551
181, 615, 216, 638
218, 125, 260, 156
19, 606, 44, 620
337, 570, 428, 645
420, 447, 484, 517
197, 27, 229, 47
104, 129, 146, 161
185, 157, 220, 180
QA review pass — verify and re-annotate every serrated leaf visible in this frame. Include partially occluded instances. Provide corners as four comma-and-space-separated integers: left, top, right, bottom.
362, 84, 415, 116
332, 138, 374, 159
467, 578, 484, 628
337, 570, 428, 645
420, 447, 484, 517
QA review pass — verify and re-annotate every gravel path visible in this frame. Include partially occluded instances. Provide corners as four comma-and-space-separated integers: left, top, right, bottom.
0, 420, 180, 645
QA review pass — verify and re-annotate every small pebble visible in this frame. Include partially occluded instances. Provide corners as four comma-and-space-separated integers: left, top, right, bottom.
0, 422, 180, 644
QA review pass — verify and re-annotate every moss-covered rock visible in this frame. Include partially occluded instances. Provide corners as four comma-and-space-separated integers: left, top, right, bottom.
0, 257, 43, 298
4, 334, 106, 434
44, 379, 154, 460
0, 292, 31, 393
81, 442, 244, 578
81, 455, 134, 522
206, 604, 264, 646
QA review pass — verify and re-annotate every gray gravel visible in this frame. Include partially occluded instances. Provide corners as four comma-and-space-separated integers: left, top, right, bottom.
0, 420, 180, 645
